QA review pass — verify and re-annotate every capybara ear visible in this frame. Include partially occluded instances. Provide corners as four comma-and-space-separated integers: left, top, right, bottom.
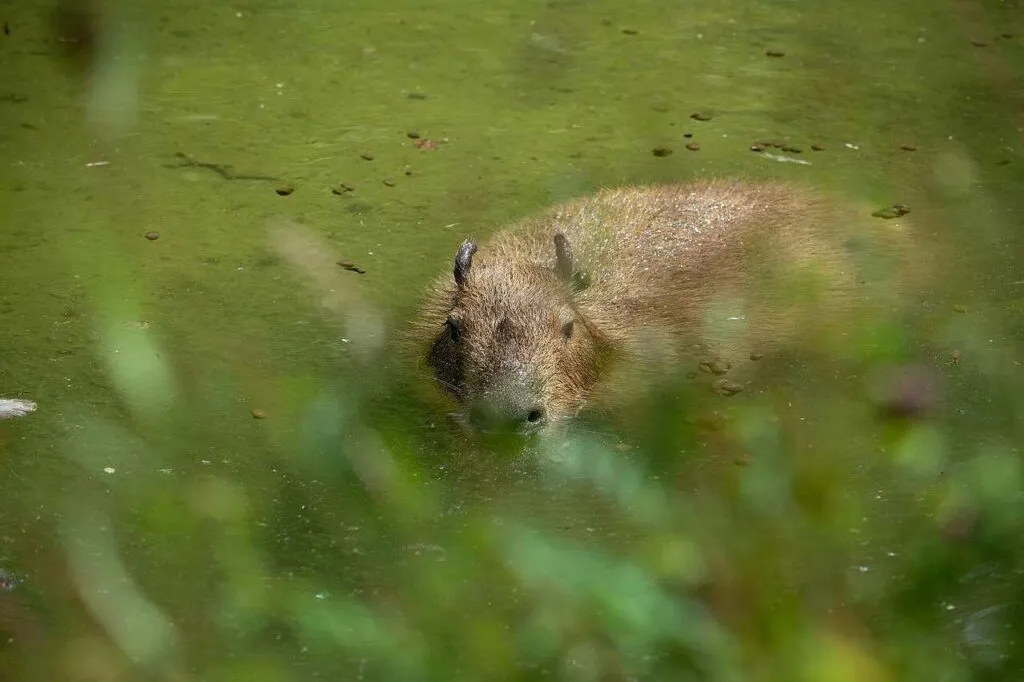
554, 233, 573, 283
454, 240, 478, 287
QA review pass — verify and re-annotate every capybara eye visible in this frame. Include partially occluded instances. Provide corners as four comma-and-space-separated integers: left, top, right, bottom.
561, 320, 574, 339
445, 317, 461, 343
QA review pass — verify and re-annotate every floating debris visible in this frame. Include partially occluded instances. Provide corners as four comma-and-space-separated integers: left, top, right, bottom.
0, 398, 36, 419
811, 143, 826, 151
359, 152, 374, 161
651, 146, 673, 157
685, 142, 700, 151
900, 144, 917, 152
765, 50, 785, 58
871, 203, 911, 219
689, 111, 713, 122
331, 183, 354, 195
407, 92, 428, 100
251, 408, 267, 420
699, 357, 731, 375
337, 261, 366, 274
713, 379, 744, 397
382, 178, 396, 187
406, 131, 420, 139
145, 231, 160, 241
762, 152, 811, 165
621, 28, 638, 35
275, 183, 295, 196
952, 303, 968, 313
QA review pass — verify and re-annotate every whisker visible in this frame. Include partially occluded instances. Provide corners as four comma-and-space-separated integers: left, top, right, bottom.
430, 376, 463, 395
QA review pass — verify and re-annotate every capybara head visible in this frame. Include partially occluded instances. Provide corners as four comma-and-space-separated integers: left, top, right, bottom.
423, 234, 605, 434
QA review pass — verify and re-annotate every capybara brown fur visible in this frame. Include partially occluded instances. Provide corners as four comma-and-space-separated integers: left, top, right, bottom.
410, 180, 922, 433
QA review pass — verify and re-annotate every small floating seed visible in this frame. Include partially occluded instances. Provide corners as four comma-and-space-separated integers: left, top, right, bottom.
621, 28, 638, 35
900, 144, 917, 152
331, 183, 354, 195
406, 131, 420, 139
811, 143, 825, 151
952, 304, 967, 313
144, 231, 160, 241
690, 112, 713, 122
407, 92, 428, 100
782, 145, 802, 153
359, 152, 374, 161
970, 39, 988, 47
685, 142, 700, 151
652, 146, 673, 157
251, 408, 267, 420
275, 183, 295, 196
750, 144, 765, 152
683, 132, 693, 138
382, 178, 396, 187
749, 352, 764, 361
766, 50, 785, 57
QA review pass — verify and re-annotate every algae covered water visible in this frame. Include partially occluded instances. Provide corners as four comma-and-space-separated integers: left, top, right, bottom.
1, 0, 1022, 679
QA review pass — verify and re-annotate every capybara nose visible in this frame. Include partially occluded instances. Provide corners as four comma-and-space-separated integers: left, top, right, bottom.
525, 407, 546, 426
470, 395, 548, 433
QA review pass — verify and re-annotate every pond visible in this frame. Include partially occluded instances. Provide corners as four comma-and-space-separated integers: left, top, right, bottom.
1, 0, 1022, 680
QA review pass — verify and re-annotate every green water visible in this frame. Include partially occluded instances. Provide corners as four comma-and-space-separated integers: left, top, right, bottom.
1, 0, 1023, 680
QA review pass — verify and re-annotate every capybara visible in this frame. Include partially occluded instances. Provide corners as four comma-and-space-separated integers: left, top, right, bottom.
411, 180, 920, 433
